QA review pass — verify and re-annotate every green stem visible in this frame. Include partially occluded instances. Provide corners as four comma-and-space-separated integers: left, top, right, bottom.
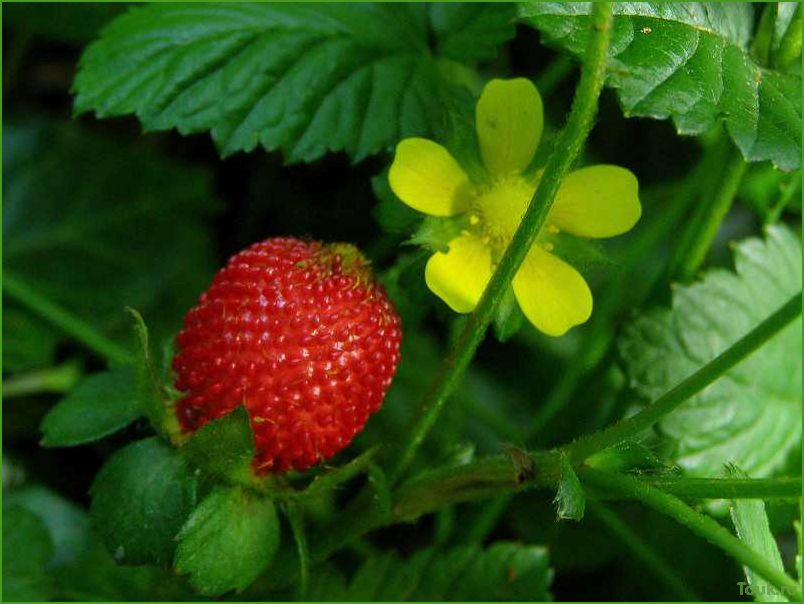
766, 171, 801, 225
581, 469, 802, 601
460, 494, 513, 544
2, 361, 82, 398
393, 453, 560, 522
588, 500, 701, 601
676, 144, 747, 282
588, 474, 801, 501
393, 457, 800, 524
295, 467, 797, 592
656, 131, 731, 300
564, 293, 802, 464
391, 1, 615, 482
3, 272, 132, 366
775, 4, 802, 71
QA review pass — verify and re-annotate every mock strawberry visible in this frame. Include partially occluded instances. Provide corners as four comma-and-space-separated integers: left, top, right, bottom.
172, 237, 402, 474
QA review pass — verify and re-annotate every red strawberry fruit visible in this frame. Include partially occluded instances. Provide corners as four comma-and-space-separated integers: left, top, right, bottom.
172, 238, 402, 473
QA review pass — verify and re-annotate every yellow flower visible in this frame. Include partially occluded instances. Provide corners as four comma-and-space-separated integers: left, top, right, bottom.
388, 78, 641, 337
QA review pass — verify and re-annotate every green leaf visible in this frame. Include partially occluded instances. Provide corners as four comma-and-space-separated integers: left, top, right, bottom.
367, 463, 392, 523
554, 453, 585, 521
40, 366, 141, 447
90, 437, 198, 565
322, 542, 552, 600
4, 485, 93, 569
174, 485, 280, 596
181, 406, 254, 482
772, 3, 802, 72
127, 308, 177, 437
2, 117, 218, 351
2, 504, 54, 602
6, 486, 197, 601
727, 466, 788, 602
619, 225, 802, 478
519, 2, 802, 170
303, 447, 378, 498
586, 441, 678, 474
52, 540, 196, 602
73, 4, 514, 163
407, 214, 470, 253
429, 3, 517, 62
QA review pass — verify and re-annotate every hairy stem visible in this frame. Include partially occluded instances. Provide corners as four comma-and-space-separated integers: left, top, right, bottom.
3, 272, 132, 366
588, 500, 700, 601
564, 293, 802, 464
581, 469, 803, 601
391, 1, 615, 482
585, 474, 802, 501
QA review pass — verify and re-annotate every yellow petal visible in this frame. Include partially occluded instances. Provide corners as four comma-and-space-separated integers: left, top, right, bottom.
476, 78, 543, 177
513, 246, 592, 336
425, 233, 492, 313
549, 165, 641, 238
388, 138, 471, 217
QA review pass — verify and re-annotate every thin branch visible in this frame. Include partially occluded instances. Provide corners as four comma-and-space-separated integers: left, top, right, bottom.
3, 271, 132, 366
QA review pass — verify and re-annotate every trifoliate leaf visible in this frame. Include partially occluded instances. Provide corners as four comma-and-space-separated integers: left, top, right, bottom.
314, 542, 552, 601
619, 225, 802, 478
174, 486, 280, 596
73, 3, 515, 163
519, 2, 802, 170
2, 504, 54, 602
727, 466, 787, 602
40, 366, 141, 447
90, 438, 198, 565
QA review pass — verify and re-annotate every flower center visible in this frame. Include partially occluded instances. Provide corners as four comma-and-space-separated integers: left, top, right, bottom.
473, 176, 538, 246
